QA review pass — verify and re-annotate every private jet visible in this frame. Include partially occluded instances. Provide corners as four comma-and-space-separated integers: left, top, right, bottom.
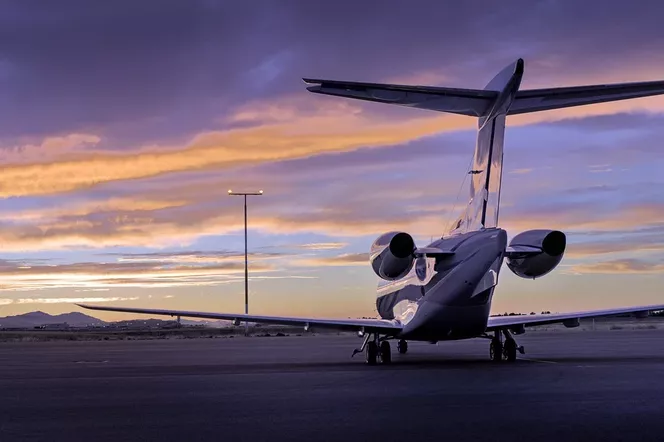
80, 58, 664, 365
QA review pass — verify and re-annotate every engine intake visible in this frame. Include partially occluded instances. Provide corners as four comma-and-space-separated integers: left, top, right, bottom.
506, 229, 566, 279
370, 231, 416, 281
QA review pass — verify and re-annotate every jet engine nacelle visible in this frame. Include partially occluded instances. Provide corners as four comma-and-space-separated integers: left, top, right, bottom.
370, 231, 416, 281
506, 229, 566, 279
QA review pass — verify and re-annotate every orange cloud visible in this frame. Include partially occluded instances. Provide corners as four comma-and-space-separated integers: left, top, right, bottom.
0, 178, 454, 250
295, 253, 370, 267
567, 259, 664, 274
113, 251, 287, 264
0, 260, 280, 291
509, 168, 533, 175
1, 196, 188, 224
566, 238, 664, 258
0, 133, 100, 164
501, 203, 664, 233
3, 74, 664, 199
0, 99, 461, 198
3, 172, 664, 253
292, 242, 348, 250
0, 297, 140, 305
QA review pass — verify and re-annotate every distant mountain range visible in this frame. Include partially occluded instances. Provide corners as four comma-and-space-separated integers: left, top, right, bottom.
0, 311, 228, 329
0, 311, 106, 328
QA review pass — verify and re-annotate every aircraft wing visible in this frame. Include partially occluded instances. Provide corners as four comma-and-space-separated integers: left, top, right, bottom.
486, 304, 664, 331
508, 80, 664, 115
76, 304, 402, 334
303, 78, 497, 117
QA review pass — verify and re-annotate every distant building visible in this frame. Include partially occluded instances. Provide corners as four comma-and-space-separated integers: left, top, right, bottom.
35, 323, 70, 330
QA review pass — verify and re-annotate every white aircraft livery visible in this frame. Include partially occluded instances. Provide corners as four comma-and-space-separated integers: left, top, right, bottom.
80, 59, 664, 365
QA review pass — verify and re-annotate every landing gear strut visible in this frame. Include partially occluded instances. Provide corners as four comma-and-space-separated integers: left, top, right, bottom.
352, 334, 392, 365
397, 339, 408, 354
488, 329, 525, 363
489, 332, 503, 362
502, 329, 525, 362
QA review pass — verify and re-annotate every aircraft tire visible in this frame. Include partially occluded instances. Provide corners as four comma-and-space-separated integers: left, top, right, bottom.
379, 341, 391, 364
366, 341, 378, 365
490, 338, 503, 362
503, 339, 517, 362
397, 339, 408, 354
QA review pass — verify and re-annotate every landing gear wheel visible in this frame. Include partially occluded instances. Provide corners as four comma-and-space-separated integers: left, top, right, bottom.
366, 341, 378, 365
503, 339, 517, 362
490, 338, 503, 363
379, 341, 392, 364
397, 339, 408, 354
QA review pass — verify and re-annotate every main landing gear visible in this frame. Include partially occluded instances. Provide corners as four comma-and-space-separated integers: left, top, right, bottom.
489, 329, 525, 363
352, 334, 394, 365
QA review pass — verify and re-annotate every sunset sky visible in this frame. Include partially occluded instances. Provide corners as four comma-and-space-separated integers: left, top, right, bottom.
1, 0, 664, 321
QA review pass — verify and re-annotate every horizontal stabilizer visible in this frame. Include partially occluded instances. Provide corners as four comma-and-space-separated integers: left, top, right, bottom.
509, 80, 664, 114
303, 78, 497, 116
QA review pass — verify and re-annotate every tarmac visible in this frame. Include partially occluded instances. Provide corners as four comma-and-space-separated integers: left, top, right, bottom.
1, 330, 664, 441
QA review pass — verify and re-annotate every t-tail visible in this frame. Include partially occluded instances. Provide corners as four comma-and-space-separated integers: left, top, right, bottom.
303, 59, 664, 235
450, 59, 523, 235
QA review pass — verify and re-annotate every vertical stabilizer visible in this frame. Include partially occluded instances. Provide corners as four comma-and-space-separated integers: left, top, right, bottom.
448, 59, 523, 235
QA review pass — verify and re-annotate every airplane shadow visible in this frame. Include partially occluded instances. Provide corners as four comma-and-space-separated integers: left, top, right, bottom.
518, 355, 664, 364
237, 354, 664, 373
210, 357, 535, 373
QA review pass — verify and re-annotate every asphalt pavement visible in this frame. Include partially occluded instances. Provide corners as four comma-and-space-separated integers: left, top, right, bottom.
1, 330, 664, 441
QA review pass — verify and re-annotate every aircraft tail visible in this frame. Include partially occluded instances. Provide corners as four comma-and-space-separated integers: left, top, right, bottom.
303, 60, 664, 234
449, 60, 522, 234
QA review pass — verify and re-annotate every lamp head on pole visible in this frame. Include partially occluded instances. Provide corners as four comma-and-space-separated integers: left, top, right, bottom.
228, 189, 264, 196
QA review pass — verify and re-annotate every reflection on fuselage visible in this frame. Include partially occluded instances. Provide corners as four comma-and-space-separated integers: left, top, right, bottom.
376, 228, 507, 341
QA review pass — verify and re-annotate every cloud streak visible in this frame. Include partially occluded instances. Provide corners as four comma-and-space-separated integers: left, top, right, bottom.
107, 250, 289, 264
568, 259, 664, 274
296, 253, 370, 267
291, 242, 348, 251
3, 86, 664, 200
0, 296, 139, 305
566, 233, 664, 258
0, 259, 280, 291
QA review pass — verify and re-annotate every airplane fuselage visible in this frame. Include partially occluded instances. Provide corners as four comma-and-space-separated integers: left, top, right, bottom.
376, 228, 507, 341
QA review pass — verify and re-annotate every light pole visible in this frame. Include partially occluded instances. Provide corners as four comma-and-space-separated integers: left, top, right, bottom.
228, 189, 263, 336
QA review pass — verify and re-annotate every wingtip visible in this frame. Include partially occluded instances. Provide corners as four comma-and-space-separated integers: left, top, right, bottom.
302, 78, 321, 85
